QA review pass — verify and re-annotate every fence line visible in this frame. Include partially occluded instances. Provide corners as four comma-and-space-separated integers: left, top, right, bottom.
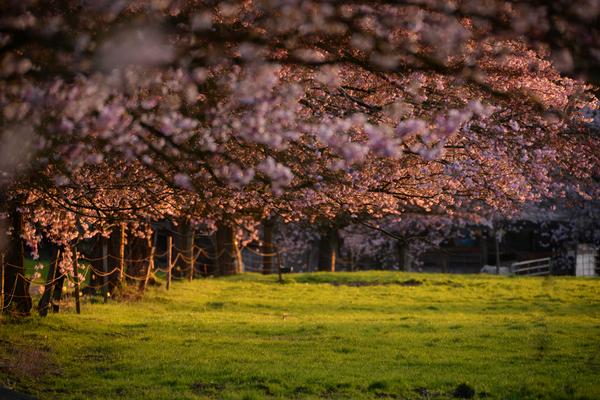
4, 236, 300, 316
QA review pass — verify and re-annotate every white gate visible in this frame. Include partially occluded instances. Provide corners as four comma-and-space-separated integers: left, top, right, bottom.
510, 258, 552, 276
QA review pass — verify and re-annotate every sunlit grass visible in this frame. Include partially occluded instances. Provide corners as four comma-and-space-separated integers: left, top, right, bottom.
1, 271, 599, 399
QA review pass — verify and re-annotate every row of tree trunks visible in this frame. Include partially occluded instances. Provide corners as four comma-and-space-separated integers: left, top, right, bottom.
259, 221, 339, 274
168, 222, 243, 278
87, 225, 158, 295
0, 213, 243, 314
0, 212, 341, 315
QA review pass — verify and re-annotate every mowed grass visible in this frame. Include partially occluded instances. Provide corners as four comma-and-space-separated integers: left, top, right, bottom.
1, 271, 599, 400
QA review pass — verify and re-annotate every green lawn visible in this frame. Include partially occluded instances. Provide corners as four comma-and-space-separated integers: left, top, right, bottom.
1, 271, 599, 399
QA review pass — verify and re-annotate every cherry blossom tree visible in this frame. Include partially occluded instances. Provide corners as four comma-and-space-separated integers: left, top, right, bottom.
1, 0, 600, 313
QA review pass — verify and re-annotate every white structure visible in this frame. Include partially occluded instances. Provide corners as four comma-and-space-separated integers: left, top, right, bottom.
575, 244, 598, 276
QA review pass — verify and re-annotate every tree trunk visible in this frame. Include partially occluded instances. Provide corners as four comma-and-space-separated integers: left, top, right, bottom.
0, 254, 3, 322
262, 218, 275, 275
52, 254, 66, 313
89, 234, 104, 290
234, 235, 243, 273
397, 242, 410, 272
166, 236, 172, 290
495, 228, 502, 275
102, 243, 108, 302
213, 230, 222, 277
1, 202, 32, 315
128, 233, 152, 281
216, 223, 236, 276
174, 222, 193, 278
38, 247, 60, 316
317, 225, 338, 272
107, 227, 121, 295
72, 246, 81, 314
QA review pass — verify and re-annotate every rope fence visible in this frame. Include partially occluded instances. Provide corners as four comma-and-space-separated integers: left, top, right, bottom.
1, 235, 295, 317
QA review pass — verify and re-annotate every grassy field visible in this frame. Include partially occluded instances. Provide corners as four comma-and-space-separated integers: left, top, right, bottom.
1, 271, 599, 400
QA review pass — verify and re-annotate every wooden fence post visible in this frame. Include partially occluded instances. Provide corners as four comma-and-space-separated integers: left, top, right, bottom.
141, 247, 155, 292
118, 225, 125, 282
102, 243, 108, 303
167, 236, 172, 291
72, 246, 80, 314
188, 234, 194, 282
